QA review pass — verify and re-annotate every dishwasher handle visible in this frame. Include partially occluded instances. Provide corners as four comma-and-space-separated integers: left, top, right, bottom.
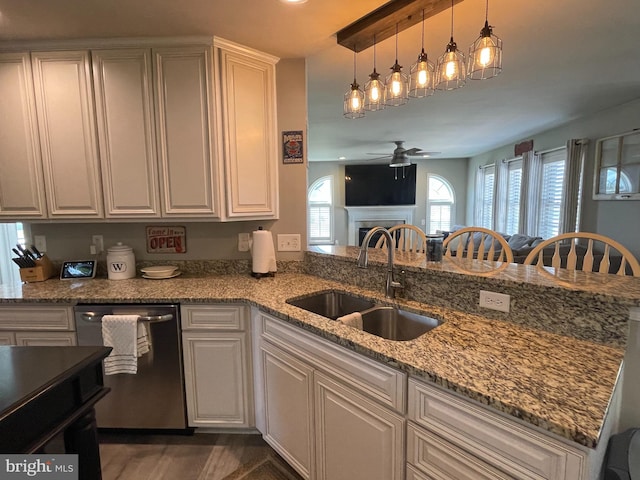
79, 312, 174, 323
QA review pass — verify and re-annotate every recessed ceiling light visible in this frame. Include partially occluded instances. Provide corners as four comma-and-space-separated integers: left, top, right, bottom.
279, 0, 308, 4
338, 156, 346, 160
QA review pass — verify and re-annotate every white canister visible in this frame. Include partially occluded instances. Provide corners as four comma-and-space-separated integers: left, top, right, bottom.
106, 242, 136, 280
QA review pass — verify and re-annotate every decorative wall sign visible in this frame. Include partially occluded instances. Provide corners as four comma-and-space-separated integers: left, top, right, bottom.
282, 130, 304, 164
146, 226, 187, 253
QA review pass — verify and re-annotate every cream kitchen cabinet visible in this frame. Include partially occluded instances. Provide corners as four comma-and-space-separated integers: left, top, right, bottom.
154, 46, 221, 218
180, 304, 253, 428
257, 311, 406, 480
0, 304, 76, 346
31, 50, 104, 218
215, 38, 279, 220
0, 52, 47, 219
92, 48, 161, 218
407, 377, 590, 480
261, 339, 315, 479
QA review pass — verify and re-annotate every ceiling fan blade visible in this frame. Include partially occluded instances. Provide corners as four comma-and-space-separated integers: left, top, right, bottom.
404, 148, 422, 155
366, 152, 393, 156
407, 151, 441, 157
366, 155, 392, 161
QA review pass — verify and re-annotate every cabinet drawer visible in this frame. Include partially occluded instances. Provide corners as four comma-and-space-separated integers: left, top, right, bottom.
15, 331, 77, 346
260, 312, 406, 413
181, 304, 247, 330
408, 378, 587, 480
407, 422, 513, 480
0, 305, 74, 330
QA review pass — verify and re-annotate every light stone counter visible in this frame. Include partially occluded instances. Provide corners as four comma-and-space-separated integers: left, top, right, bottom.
0, 271, 624, 449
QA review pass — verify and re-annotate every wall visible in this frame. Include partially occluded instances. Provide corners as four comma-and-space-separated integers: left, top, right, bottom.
308, 157, 469, 245
466, 98, 640, 258
27, 58, 308, 265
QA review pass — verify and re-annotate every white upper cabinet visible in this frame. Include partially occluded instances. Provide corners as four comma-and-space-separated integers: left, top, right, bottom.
215, 38, 279, 220
0, 52, 47, 218
153, 46, 221, 218
92, 48, 160, 218
31, 50, 104, 218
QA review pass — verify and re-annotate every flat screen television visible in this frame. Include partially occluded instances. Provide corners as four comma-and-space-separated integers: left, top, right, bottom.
345, 164, 416, 206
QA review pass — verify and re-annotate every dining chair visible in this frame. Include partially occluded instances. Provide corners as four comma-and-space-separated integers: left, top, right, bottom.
523, 232, 640, 276
443, 226, 514, 263
374, 224, 427, 253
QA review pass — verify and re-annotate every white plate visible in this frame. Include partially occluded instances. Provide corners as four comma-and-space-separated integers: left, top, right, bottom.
142, 271, 181, 280
140, 265, 179, 277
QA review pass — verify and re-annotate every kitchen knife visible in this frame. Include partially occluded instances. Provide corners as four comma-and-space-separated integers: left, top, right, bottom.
12, 247, 35, 267
17, 244, 36, 263
30, 245, 43, 259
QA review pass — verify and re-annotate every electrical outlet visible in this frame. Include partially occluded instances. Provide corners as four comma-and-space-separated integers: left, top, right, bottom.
34, 235, 47, 253
238, 233, 251, 252
479, 290, 511, 313
277, 234, 301, 252
91, 235, 104, 254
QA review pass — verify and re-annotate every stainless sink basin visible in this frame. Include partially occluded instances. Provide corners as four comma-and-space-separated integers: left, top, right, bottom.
360, 306, 442, 341
286, 291, 376, 320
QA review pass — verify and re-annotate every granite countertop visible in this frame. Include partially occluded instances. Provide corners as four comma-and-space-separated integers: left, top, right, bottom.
0, 273, 624, 449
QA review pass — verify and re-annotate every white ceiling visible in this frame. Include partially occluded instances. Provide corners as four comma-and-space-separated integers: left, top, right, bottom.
1, 0, 639, 162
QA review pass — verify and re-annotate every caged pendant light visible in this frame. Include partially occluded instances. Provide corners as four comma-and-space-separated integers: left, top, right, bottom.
384, 24, 409, 107
435, 0, 466, 91
409, 9, 435, 98
468, 0, 502, 80
343, 50, 365, 119
364, 35, 386, 111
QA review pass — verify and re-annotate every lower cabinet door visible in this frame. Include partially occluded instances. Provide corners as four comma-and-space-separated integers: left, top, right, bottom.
314, 371, 405, 480
14, 331, 76, 346
182, 332, 252, 428
261, 340, 314, 480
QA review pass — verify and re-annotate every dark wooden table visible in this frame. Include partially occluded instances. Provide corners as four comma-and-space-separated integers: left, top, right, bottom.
0, 346, 111, 480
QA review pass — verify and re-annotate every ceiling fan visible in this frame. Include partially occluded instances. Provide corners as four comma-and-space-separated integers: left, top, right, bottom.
367, 141, 440, 167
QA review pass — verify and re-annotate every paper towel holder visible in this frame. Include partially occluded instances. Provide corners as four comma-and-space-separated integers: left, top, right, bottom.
251, 226, 277, 279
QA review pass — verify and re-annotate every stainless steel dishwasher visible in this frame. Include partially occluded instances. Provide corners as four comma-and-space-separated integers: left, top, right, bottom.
75, 304, 188, 430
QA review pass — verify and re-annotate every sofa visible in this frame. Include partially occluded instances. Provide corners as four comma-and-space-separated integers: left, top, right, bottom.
440, 225, 627, 274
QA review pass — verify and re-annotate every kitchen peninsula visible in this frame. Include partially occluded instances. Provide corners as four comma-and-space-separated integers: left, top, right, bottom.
0, 250, 638, 480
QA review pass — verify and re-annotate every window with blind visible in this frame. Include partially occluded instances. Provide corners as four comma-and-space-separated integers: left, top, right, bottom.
476, 165, 495, 229
426, 174, 455, 233
504, 160, 522, 235
308, 176, 333, 244
537, 150, 566, 239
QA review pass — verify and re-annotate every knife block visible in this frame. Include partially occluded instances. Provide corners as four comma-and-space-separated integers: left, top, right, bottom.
19, 255, 56, 282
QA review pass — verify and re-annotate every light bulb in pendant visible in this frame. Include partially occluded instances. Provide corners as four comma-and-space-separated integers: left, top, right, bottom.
416, 62, 429, 86
391, 72, 402, 96
350, 91, 361, 110
445, 53, 458, 80
476, 36, 496, 67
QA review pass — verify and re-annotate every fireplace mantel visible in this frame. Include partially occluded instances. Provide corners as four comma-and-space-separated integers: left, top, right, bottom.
345, 206, 416, 246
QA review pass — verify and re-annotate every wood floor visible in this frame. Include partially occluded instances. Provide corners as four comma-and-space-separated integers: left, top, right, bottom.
98, 432, 303, 480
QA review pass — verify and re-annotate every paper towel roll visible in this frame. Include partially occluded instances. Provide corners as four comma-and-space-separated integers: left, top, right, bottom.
251, 229, 277, 275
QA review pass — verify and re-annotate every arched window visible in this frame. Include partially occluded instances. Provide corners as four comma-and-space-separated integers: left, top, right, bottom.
427, 174, 455, 234
308, 176, 333, 244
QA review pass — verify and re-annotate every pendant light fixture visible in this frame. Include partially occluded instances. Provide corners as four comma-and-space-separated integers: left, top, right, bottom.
435, 0, 466, 91
409, 9, 435, 98
384, 24, 409, 107
343, 50, 365, 119
468, 0, 502, 80
364, 35, 385, 111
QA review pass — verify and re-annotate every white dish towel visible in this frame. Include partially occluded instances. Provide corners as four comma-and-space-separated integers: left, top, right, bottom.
337, 312, 363, 330
102, 314, 150, 375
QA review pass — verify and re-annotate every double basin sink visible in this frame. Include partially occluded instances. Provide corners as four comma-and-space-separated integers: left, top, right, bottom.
286, 290, 442, 341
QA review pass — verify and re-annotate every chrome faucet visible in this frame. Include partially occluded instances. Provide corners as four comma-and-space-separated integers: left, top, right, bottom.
357, 226, 404, 299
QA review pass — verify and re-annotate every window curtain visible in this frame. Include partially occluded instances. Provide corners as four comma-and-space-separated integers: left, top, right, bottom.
0, 223, 20, 285
519, 150, 541, 236
561, 139, 588, 233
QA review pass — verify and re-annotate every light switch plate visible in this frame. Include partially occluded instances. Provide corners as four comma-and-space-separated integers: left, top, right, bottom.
238, 233, 250, 252
277, 234, 301, 252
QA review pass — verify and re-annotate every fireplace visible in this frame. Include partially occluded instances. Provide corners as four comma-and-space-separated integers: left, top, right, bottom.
345, 206, 417, 246
358, 227, 403, 247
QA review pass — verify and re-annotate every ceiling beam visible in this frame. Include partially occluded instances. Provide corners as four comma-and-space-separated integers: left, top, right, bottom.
336, 0, 464, 52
